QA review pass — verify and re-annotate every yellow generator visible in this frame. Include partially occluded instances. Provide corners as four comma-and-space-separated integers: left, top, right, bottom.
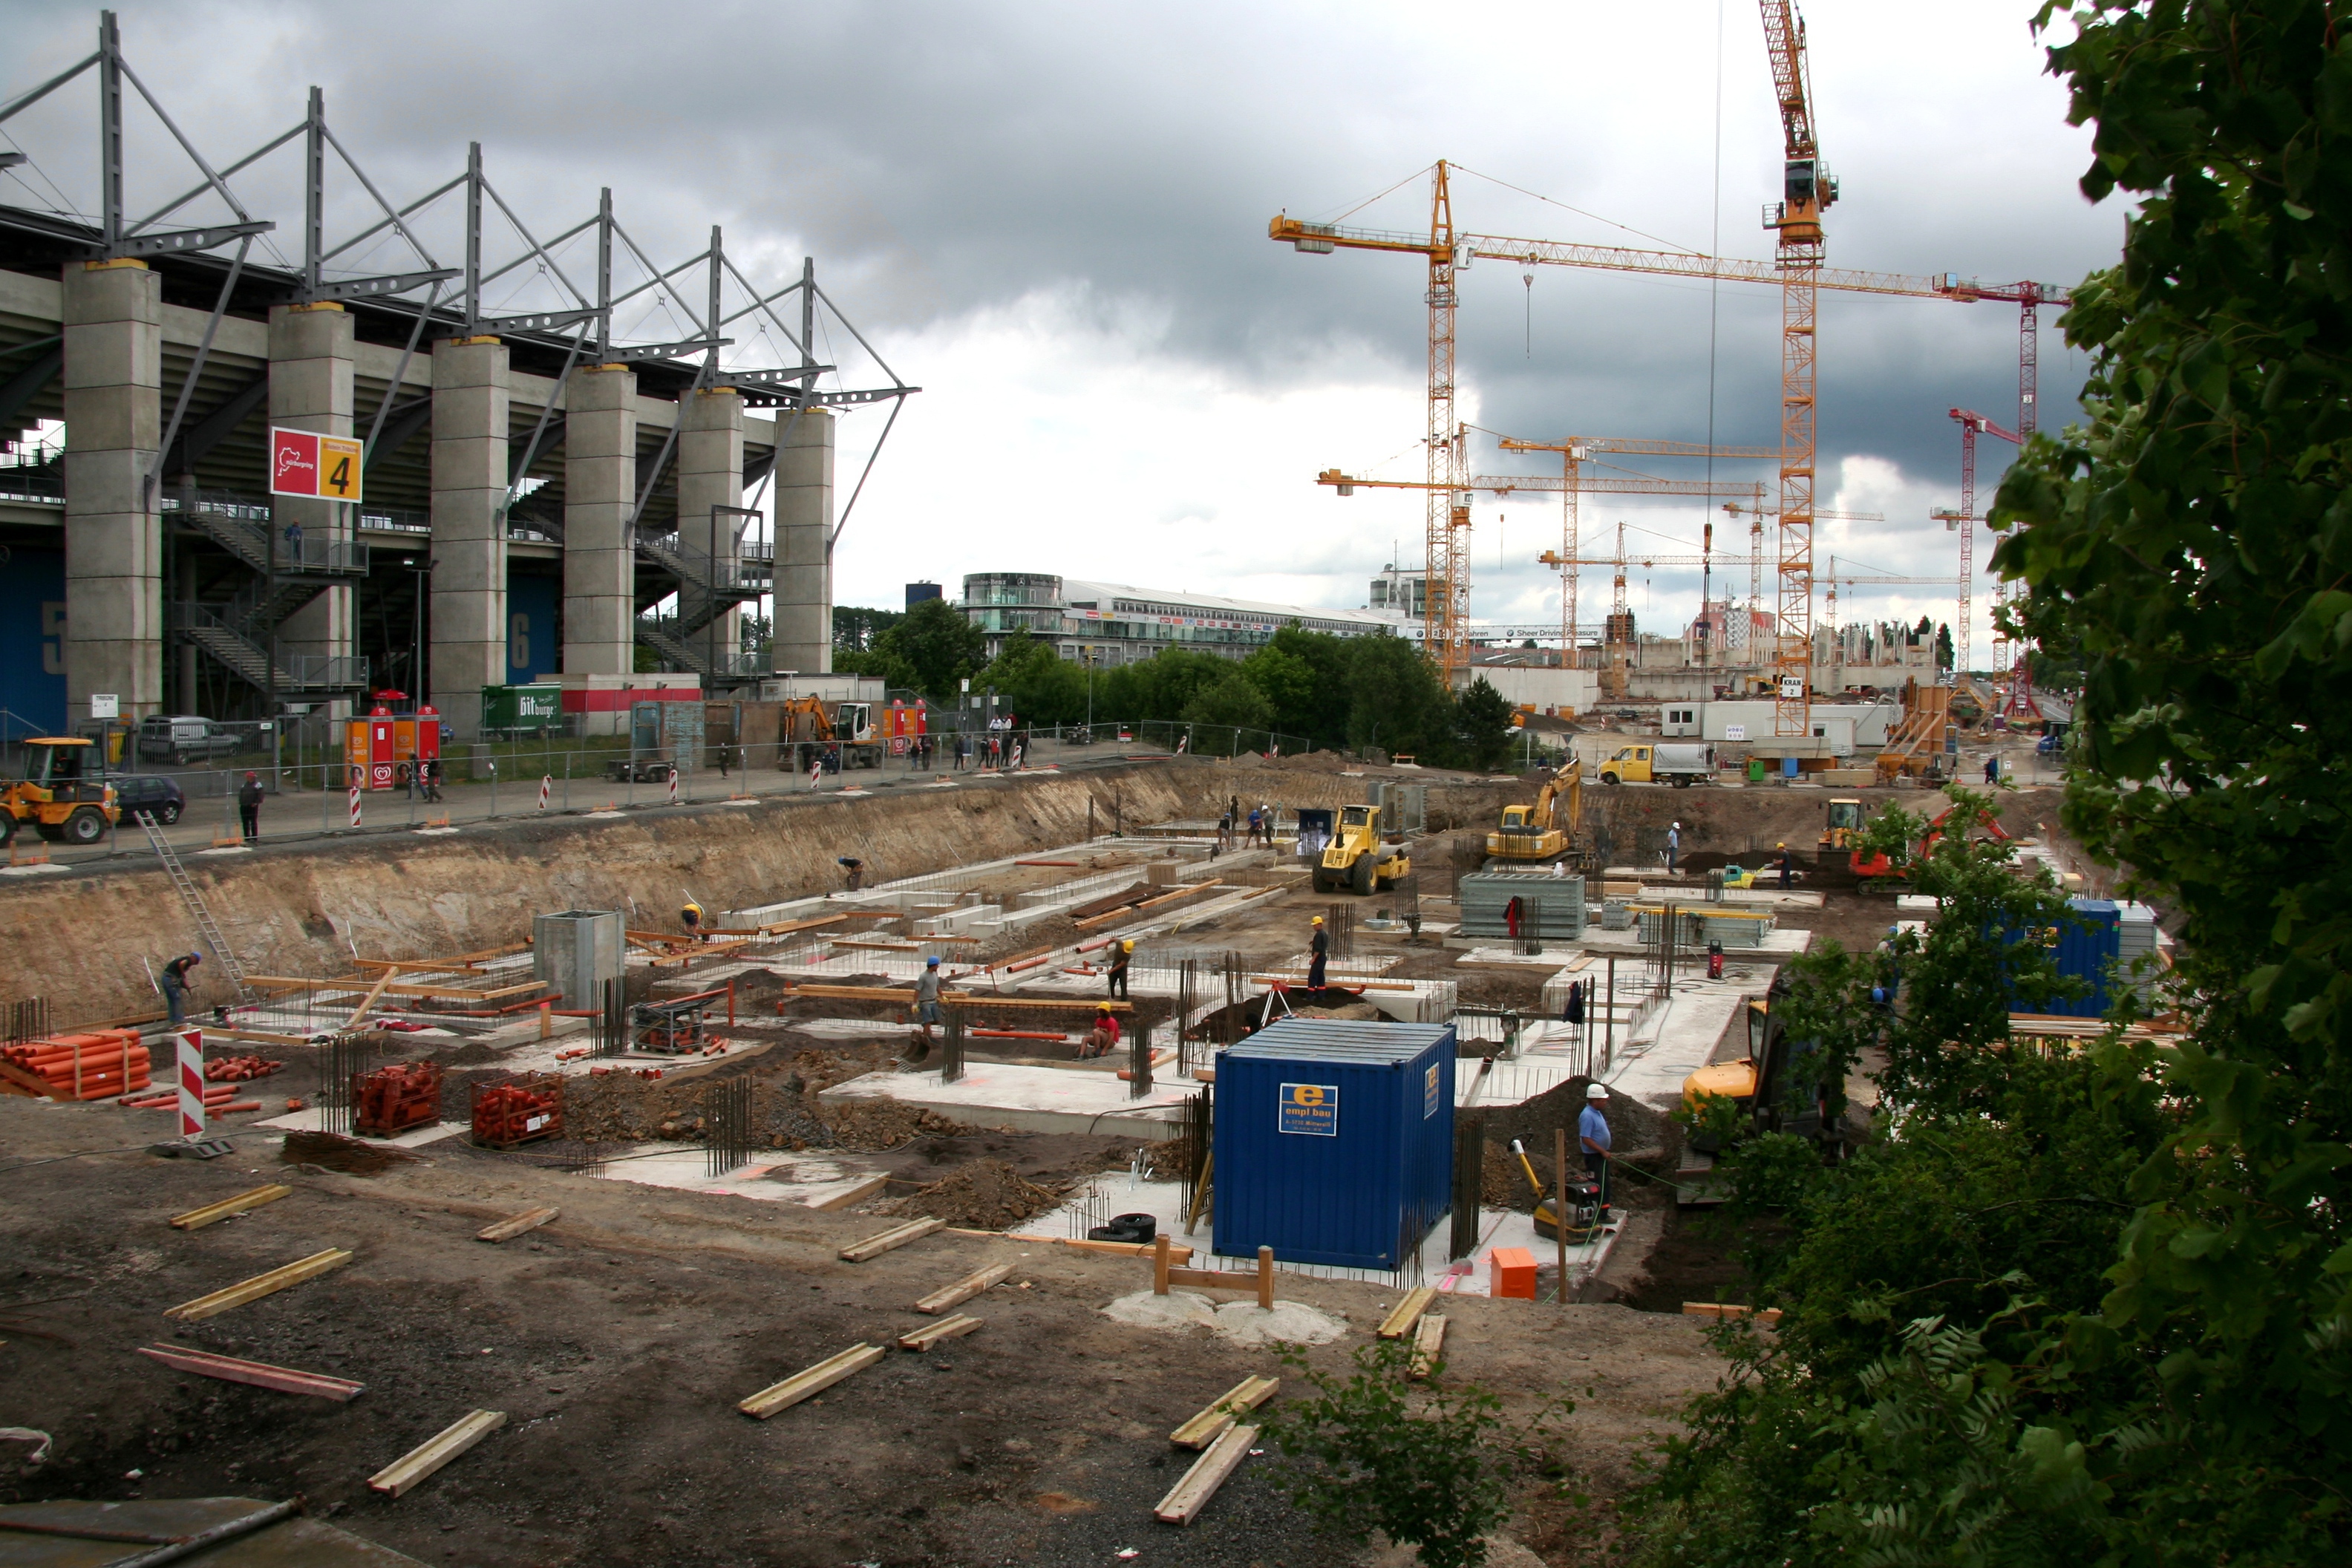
1313, 803, 1410, 895
1, 737, 120, 847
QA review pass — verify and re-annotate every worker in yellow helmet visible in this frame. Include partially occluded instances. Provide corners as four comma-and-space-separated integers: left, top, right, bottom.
1108, 938, 1133, 1000
1307, 914, 1328, 991
1777, 841, 1797, 890
680, 900, 705, 942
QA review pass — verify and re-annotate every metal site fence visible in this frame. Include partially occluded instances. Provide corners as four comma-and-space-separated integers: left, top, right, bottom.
1, 715, 1324, 867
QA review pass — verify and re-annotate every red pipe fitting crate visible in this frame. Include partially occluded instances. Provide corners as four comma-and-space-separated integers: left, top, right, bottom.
354, 1061, 443, 1137
471, 1075, 563, 1149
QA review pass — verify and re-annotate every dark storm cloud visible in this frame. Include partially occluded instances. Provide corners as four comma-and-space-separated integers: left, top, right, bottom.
5, 1, 2122, 514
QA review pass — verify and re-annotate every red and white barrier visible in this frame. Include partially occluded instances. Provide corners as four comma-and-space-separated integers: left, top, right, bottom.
539, 775, 552, 811
667, 768, 679, 806
347, 785, 362, 829
174, 1028, 206, 1140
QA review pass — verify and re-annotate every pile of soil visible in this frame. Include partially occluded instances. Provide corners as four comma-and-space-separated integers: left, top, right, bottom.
818, 1098, 976, 1151
278, 1129, 419, 1175
881, 1158, 1066, 1229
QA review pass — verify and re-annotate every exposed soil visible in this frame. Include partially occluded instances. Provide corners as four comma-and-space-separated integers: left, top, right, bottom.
879, 1159, 1070, 1229
0, 1094, 1719, 1568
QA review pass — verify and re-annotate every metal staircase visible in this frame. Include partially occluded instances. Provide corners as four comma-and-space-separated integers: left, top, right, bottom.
166, 493, 372, 702
134, 811, 257, 1005
633, 531, 768, 685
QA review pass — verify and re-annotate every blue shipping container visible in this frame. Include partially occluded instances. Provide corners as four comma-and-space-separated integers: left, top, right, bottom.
2008, 898, 2120, 1017
1213, 1019, 1456, 1270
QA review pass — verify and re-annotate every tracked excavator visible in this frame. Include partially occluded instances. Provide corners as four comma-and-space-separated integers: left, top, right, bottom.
1485, 757, 1586, 869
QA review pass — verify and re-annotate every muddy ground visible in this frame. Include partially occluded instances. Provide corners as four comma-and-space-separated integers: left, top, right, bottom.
0, 762, 2084, 1565
0, 1096, 1719, 1567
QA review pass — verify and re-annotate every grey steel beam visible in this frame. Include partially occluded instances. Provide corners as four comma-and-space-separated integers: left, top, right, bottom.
509, 416, 565, 483
709, 363, 833, 388
298, 267, 460, 304
461, 307, 603, 338
163, 374, 267, 474
118, 219, 275, 258
599, 337, 729, 366
739, 385, 918, 410
365, 398, 432, 471
0, 51, 99, 126
0, 344, 63, 430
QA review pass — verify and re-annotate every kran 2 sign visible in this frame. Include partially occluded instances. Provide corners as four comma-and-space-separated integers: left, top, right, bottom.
270, 427, 364, 502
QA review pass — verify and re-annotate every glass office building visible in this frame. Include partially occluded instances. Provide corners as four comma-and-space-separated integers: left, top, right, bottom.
961, 573, 1407, 665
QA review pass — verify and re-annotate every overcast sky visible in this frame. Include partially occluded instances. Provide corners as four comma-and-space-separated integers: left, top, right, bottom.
3, 0, 2123, 657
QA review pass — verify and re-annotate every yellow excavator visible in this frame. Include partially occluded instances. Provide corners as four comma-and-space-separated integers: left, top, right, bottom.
1485, 757, 1584, 866
0, 736, 119, 847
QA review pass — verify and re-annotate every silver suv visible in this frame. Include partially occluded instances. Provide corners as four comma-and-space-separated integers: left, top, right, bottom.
137, 714, 244, 766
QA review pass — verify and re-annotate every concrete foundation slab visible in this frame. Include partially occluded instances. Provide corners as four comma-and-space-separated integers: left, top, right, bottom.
820, 1061, 1193, 1140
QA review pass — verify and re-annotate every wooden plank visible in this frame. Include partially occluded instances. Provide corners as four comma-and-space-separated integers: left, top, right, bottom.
738, 1342, 886, 1419
1154, 1422, 1259, 1525
475, 1206, 559, 1244
913, 1260, 1016, 1315
783, 984, 1132, 1013
811, 1174, 891, 1212
896, 1313, 984, 1352
1166, 1266, 1260, 1290
137, 1342, 364, 1402
1408, 1313, 1448, 1379
839, 1216, 943, 1262
1681, 1301, 1782, 1324
1250, 974, 1421, 993
1005, 1235, 1193, 1264
162, 1248, 353, 1322
1376, 1286, 1439, 1340
339, 968, 400, 1032
1170, 1374, 1278, 1450
169, 1183, 292, 1231
366, 1408, 507, 1497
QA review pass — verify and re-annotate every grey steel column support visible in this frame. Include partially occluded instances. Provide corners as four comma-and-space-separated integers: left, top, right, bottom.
429, 336, 509, 737
269, 300, 356, 710
463, 142, 483, 336
99, 10, 123, 254
772, 408, 834, 676
563, 363, 637, 711
61, 256, 163, 724
303, 86, 323, 298
595, 188, 612, 360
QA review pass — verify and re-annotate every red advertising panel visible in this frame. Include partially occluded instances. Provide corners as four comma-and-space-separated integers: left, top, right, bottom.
270, 427, 365, 502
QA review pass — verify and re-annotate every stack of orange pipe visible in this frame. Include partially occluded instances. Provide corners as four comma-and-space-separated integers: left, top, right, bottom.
120, 1083, 261, 1114
2, 1030, 151, 1101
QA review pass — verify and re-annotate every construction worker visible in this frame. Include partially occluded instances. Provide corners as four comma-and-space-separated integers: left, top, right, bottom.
1078, 1003, 1120, 1059
1307, 915, 1328, 990
907, 956, 943, 1065
237, 771, 264, 843
160, 953, 201, 1028
1563, 977, 1584, 1031
839, 856, 866, 892
681, 900, 705, 941
1665, 821, 1681, 875
1984, 754, 2001, 785
1107, 939, 1133, 999
1776, 842, 1796, 889
1579, 1082, 1613, 1206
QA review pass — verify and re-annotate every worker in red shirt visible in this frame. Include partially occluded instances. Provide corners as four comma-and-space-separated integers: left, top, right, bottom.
1078, 1004, 1121, 1059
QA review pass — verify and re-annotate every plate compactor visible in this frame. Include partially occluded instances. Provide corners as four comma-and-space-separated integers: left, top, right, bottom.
1509, 1137, 1610, 1243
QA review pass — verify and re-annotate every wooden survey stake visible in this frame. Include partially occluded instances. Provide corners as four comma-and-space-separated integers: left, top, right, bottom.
1169, 1374, 1279, 1449
739, 1343, 887, 1418
1154, 1422, 1259, 1525
475, 1206, 559, 1244
169, 1183, 292, 1231
839, 1216, 942, 1262
163, 1248, 353, 1321
912, 1261, 1016, 1315
368, 1409, 506, 1497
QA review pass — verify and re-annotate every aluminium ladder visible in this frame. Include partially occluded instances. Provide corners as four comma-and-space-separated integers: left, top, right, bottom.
135, 811, 257, 1005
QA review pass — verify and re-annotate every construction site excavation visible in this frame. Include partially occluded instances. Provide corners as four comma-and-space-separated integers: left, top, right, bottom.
0, 4, 2219, 1567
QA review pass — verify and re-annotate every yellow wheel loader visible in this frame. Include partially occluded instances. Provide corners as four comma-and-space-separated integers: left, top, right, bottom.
1, 737, 120, 847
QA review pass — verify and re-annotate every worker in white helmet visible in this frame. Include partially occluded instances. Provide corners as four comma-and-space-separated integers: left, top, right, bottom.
1666, 820, 1682, 875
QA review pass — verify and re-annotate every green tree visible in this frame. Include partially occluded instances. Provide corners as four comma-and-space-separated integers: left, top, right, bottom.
1443, 676, 1518, 771
975, 628, 1088, 725
865, 598, 984, 702
1981, 2, 2352, 1555
832, 604, 904, 652
1343, 633, 1448, 758
1181, 662, 1275, 748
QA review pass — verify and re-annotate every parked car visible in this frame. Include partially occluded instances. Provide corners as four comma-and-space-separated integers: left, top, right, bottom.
136, 714, 243, 765
105, 773, 186, 825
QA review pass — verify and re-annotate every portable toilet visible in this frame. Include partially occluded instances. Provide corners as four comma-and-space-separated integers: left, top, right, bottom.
1212, 1018, 1456, 1270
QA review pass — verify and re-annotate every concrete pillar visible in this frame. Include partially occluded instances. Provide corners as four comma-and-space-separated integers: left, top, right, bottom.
771, 408, 834, 676
675, 386, 744, 676
60, 258, 163, 725
269, 302, 356, 710
428, 337, 509, 738
561, 363, 638, 695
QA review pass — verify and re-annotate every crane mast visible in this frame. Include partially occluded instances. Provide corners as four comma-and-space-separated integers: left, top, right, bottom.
1760, 0, 1832, 737
1425, 163, 1472, 685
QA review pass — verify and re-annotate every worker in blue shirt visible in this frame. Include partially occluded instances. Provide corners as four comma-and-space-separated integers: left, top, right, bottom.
1578, 1082, 1613, 1204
